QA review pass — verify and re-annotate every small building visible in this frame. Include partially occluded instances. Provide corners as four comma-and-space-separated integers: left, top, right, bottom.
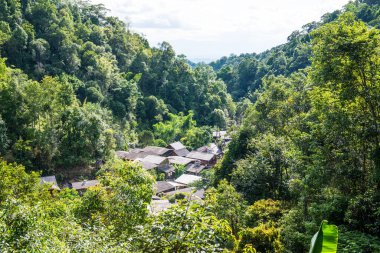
168, 156, 195, 167
40, 176, 60, 191
137, 155, 174, 178
70, 180, 100, 195
142, 146, 175, 157
186, 151, 216, 166
135, 159, 158, 171
175, 174, 202, 186
196, 143, 222, 156
155, 181, 176, 194
186, 161, 206, 175
167, 141, 190, 157
116, 149, 150, 161
164, 187, 205, 200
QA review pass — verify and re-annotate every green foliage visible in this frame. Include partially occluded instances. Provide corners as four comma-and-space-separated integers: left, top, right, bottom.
205, 179, 247, 235
153, 111, 212, 149
137, 202, 237, 252
238, 224, 284, 253
338, 227, 380, 253
309, 221, 338, 253
245, 199, 283, 228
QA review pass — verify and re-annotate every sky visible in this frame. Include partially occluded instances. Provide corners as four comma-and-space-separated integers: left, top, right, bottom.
91, 0, 350, 62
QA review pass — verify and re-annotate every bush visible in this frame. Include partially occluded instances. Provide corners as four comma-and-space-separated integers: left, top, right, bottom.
238, 223, 284, 253
245, 199, 283, 227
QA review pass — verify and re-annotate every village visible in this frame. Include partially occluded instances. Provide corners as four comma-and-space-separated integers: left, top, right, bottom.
40, 131, 231, 213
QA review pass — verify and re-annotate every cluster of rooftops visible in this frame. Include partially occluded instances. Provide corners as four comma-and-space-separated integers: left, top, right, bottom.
39, 131, 231, 213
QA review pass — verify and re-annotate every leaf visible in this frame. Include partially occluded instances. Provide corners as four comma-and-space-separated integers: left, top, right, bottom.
309, 220, 338, 253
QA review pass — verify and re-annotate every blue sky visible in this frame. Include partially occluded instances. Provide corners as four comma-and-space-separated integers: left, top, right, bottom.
91, 0, 350, 62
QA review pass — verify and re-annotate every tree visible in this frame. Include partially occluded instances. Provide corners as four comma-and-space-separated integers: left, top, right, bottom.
205, 179, 247, 235
137, 202, 237, 252
311, 12, 380, 189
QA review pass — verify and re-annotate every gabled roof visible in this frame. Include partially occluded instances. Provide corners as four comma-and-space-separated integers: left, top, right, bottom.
164, 187, 205, 200
173, 148, 190, 157
71, 180, 100, 190
116, 149, 149, 160
135, 160, 157, 170
168, 156, 195, 166
175, 174, 202, 185
196, 143, 222, 155
158, 165, 175, 174
40, 176, 60, 190
168, 141, 186, 150
155, 181, 176, 194
186, 163, 206, 174
141, 155, 168, 165
143, 146, 172, 156
186, 151, 215, 162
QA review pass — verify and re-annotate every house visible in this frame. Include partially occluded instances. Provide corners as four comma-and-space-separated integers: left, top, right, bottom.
168, 156, 195, 167
137, 155, 175, 178
212, 130, 232, 145
167, 141, 190, 157
196, 143, 222, 156
70, 180, 100, 195
164, 187, 205, 200
116, 149, 149, 161
40, 176, 60, 191
155, 181, 176, 194
142, 146, 175, 157
186, 151, 216, 166
186, 161, 206, 175
175, 174, 202, 185
135, 159, 158, 170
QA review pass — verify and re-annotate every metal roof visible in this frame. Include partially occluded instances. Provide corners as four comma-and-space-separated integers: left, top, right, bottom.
168, 156, 195, 166
155, 181, 176, 194
186, 151, 215, 162
168, 141, 186, 150
175, 174, 202, 185
143, 146, 172, 156
141, 155, 168, 165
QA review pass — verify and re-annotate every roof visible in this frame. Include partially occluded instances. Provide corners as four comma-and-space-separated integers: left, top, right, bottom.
142, 155, 168, 165
158, 165, 175, 174
116, 149, 149, 160
186, 163, 206, 174
212, 131, 227, 138
168, 156, 195, 166
186, 151, 215, 162
167, 181, 187, 188
155, 181, 176, 194
196, 143, 222, 155
40, 176, 58, 185
135, 160, 157, 170
168, 141, 186, 150
150, 200, 172, 214
175, 174, 202, 185
71, 180, 100, 190
173, 148, 190, 157
164, 187, 205, 200
40, 176, 60, 190
143, 146, 172, 156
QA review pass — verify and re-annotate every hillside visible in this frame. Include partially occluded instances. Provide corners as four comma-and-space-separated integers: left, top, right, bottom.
0, 0, 380, 252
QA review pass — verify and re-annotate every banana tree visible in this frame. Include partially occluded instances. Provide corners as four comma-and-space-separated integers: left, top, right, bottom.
309, 220, 338, 253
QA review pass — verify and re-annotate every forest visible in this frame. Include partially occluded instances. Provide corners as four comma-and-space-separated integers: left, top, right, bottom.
0, 0, 379, 252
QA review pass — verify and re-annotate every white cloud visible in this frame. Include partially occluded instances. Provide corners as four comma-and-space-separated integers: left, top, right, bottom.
91, 0, 350, 61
